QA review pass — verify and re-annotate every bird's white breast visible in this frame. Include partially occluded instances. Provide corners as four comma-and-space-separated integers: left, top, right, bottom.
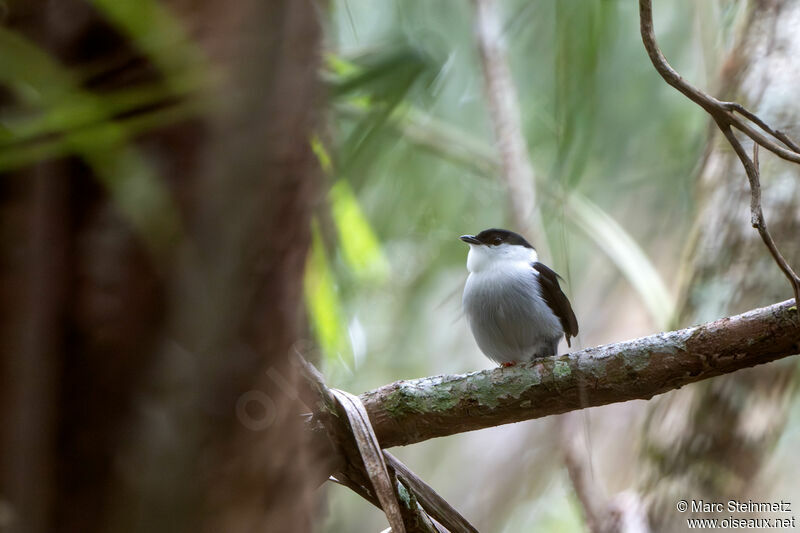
462, 253, 563, 363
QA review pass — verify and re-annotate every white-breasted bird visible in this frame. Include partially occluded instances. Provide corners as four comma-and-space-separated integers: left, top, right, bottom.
460, 228, 578, 365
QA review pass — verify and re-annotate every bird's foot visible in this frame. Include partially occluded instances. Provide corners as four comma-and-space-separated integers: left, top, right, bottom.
500, 361, 517, 368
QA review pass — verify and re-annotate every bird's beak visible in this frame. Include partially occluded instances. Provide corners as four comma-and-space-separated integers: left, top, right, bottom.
460, 235, 481, 245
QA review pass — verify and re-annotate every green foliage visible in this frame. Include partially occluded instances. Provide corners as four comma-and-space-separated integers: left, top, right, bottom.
312, 136, 390, 284
304, 222, 354, 369
329, 40, 442, 182
0, 28, 183, 254
305, 136, 391, 371
87, 0, 209, 91
329, 179, 391, 283
0, 0, 211, 256
550, 0, 617, 188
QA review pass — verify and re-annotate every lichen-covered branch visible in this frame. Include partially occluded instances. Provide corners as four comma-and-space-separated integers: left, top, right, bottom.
359, 300, 800, 448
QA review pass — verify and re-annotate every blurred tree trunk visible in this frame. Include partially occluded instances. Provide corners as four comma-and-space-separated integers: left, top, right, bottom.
638, 2, 800, 529
0, 1, 323, 533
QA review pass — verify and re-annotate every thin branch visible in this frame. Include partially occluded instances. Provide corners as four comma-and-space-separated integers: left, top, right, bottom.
393, 476, 447, 533
329, 475, 381, 508
639, 0, 800, 312
360, 300, 800, 448
638, 0, 800, 164
385, 452, 479, 533
329, 389, 406, 533
330, 474, 448, 533
725, 102, 800, 153
719, 127, 800, 313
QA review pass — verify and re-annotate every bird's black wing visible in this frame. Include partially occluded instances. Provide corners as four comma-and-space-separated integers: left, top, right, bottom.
532, 262, 579, 346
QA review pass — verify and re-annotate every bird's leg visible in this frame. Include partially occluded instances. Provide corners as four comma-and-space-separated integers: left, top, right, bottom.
500, 361, 516, 368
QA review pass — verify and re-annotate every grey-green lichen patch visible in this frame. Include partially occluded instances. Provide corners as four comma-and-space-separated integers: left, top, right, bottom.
529, 363, 544, 385
553, 360, 572, 379
488, 366, 545, 405
396, 479, 412, 506
615, 345, 653, 373
381, 364, 551, 417
658, 330, 688, 352
578, 354, 608, 379
381, 380, 462, 418
460, 370, 537, 409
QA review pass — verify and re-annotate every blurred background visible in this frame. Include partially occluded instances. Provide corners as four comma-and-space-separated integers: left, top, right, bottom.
1, 0, 799, 532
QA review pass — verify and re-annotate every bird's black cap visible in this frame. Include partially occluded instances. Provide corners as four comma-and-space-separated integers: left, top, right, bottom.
460, 228, 534, 248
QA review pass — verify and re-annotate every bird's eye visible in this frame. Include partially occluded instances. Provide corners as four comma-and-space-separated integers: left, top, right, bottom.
493, 237, 502, 244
